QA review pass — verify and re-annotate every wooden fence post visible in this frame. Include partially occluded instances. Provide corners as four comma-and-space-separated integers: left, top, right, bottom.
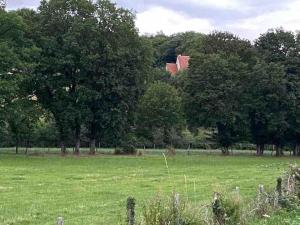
212, 192, 225, 225
57, 217, 64, 225
173, 193, 180, 225
127, 197, 136, 225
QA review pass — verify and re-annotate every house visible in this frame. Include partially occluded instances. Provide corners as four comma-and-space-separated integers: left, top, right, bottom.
166, 55, 190, 75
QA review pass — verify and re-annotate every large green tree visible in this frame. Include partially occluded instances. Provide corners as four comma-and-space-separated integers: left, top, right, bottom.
28, 0, 99, 154
30, 0, 151, 154
184, 54, 249, 154
79, 0, 151, 153
137, 82, 184, 146
284, 32, 300, 156
247, 62, 289, 156
0, 10, 41, 153
255, 28, 296, 65
255, 29, 300, 156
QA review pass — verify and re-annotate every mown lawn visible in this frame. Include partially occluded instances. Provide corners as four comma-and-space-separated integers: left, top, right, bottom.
0, 152, 299, 225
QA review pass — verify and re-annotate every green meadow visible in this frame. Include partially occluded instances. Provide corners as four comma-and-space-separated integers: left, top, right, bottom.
0, 151, 299, 225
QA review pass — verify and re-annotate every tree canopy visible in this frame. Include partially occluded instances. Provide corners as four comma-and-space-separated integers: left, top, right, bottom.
1, 1, 300, 157
137, 81, 184, 146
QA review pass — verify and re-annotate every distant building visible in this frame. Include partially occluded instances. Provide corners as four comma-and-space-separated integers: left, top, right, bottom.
166, 55, 190, 75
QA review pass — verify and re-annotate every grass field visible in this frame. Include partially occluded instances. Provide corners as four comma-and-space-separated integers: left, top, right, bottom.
0, 151, 300, 225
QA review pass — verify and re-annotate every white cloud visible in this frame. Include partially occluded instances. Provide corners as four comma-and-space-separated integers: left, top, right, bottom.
136, 6, 214, 35
185, 0, 244, 10
227, 0, 300, 40
6, 0, 40, 10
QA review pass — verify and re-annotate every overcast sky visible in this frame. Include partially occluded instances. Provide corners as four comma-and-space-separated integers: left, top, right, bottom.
6, 0, 300, 40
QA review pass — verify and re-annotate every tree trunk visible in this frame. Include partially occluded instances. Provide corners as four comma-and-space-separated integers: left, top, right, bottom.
89, 122, 96, 155
25, 140, 29, 155
15, 138, 19, 154
90, 139, 96, 155
256, 144, 260, 156
58, 125, 67, 155
260, 144, 265, 155
295, 144, 300, 156
256, 144, 265, 156
293, 145, 297, 156
222, 147, 229, 155
259, 144, 265, 156
75, 138, 80, 155
60, 140, 66, 155
74, 125, 81, 155
275, 145, 280, 157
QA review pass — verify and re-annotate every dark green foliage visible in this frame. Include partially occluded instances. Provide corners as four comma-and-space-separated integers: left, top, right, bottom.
247, 62, 289, 155
0, 10, 42, 152
119, 133, 138, 155
77, 0, 151, 153
255, 28, 297, 65
32, 117, 59, 147
184, 54, 249, 152
20, 0, 152, 154
137, 82, 184, 146
2, 0, 300, 156
201, 31, 256, 65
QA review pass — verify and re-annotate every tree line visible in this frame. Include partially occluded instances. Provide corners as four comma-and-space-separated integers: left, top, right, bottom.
0, 0, 300, 156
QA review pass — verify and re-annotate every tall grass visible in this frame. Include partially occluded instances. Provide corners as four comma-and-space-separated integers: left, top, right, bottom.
131, 155, 300, 225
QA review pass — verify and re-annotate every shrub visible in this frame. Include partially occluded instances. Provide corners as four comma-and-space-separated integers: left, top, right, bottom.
212, 190, 243, 225
250, 187, 275, 219
119, 133, 138, 155
139, 193, 207, 225
114, 147, 123, 155
282, 165, 300, 198
122, 144, 137, 155
136, 150, 144, 156
114, 146, 137, 155
277, 165, 300, 210
165, 146, 176, 156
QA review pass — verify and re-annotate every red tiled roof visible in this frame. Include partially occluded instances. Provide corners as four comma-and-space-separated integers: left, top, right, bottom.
177, 55, 190, 71
166, 55, 190, 75
166, 63, 178, 75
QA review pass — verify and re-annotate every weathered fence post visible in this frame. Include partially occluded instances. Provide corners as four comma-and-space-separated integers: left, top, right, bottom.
235, 186, 240, 202
127, 197, 136, 225
258, 184, 264, 195
57, 217, 64, 225
212, 192, 225, 225
258, 184, 265, 204
276, 177, 283, 207
276, 177, 282, 197
173, 193, 180, 225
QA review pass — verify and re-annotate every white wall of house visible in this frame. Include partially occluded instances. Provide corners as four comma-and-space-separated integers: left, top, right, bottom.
176, 55, 181, 71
